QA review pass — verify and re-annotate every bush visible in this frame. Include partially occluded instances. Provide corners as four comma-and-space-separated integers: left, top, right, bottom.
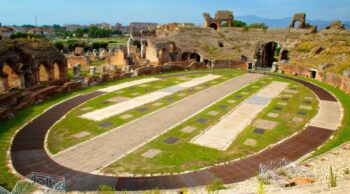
92, 42, 108, 50
248, 23, 268, 30
233, 20, 247, 27
10, 32, 46, 40
54, 41, 64, 50
98, 184, 115, 193
206, 179, 226, 193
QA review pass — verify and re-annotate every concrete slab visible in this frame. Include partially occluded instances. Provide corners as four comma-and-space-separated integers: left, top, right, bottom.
246, 95, 270, 106
208, 111, 219, 116
81, 107, 93, 112
284, 89, 299, 94
120, 114, 133, 120
228, 100, 236, 104
310, 101, 342, 130
283, 94, 293, 98
254, 128, 265, 134
305, 96, 314, 100
81, 74, 221, 121
163, 136, 179, 144
196, 118, 208, 123
72, 131, 91, 139
293, 117, 304, 122
278, 102, 288, 106
130, 92, 140, 96
191, 81, 288, 150
142, 149, 161, 158
152, 102, 163, 107
299, 105, 312, 110
244, 138, 257, 147
107, 96, 130, 103
241, 92, 249, 95
98, 78, 159, 93
181, 126, 196, 133
139, 84, 149, 87
254, 119, 278, 130
267, 113, 279, 118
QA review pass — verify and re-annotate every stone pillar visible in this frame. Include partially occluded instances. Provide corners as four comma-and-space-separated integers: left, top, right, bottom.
127, 37, 133, 56
89, 66, 97, 75
73, 64, 81, 78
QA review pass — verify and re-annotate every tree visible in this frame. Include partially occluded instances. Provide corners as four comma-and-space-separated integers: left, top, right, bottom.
112, 29, 122, 35
249, 23, 268, 30
233, 20, 247, 27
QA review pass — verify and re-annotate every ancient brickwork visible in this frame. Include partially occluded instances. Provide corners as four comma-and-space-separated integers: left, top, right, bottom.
0, 39, 68, 93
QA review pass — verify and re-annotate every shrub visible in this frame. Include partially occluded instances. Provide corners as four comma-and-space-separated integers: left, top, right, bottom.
256, 177, 266, 194
206, 178, 226, 193
98, 184, 115, 193
296, 41, 317, 52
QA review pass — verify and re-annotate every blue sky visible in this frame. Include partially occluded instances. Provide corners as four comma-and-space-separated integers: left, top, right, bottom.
0, 0, 349, 25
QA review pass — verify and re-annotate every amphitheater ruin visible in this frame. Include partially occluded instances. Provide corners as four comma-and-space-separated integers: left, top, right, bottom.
0, 9, 350, 194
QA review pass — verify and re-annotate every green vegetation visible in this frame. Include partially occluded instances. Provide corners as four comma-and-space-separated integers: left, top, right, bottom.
98, 184, 116, 193
10, 32, 47, 40
295, 41, 318, 52
206, 179, 226, 193
256, 177, 266, 194
233, 20, 247, 27
328, 166, 337, 188
103, 76, 317, 175
47, 71, 242, 154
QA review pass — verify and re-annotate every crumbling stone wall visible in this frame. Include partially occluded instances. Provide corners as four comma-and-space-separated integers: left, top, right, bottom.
290, 13, 306, 29
66, 55, 90, 68
0, 39, 68, 93
203, 10, 233, 30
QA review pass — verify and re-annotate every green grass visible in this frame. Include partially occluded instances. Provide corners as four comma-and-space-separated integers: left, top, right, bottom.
103, 76, 318, 175
47, 71, 243, 154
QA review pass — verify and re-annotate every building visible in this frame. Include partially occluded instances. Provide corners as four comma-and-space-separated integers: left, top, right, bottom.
64, 24, 89, 32
0, 27, 14, 38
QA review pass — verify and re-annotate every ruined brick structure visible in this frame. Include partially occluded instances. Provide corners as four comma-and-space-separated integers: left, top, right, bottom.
203, 10, 233, 30
289, 13, 306, 29
0, 39, 68, 93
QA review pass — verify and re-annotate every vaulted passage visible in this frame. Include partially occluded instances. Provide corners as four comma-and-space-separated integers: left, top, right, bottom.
255, 42, 281, 68
39, 64, 50, 82
2, 63, 23, 90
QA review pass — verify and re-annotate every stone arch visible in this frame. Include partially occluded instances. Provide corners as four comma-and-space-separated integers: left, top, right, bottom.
281, 50, 289, 61
181, 52, 192, 61
158, 48, 171, 65
209, 23, 218, 30
255, 41, 281, 68
38, 63, 50, 82
53, 63, 60, 80
190, 53, 201, 62
1, 63, 23, 90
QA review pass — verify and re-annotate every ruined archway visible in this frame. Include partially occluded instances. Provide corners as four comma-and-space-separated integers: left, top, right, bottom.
255, 42, 281, 68
53, 63, 60, 80
281, 50, 289, 61
158, 48, 171, 65
190, 53, 201, 62
209, 23, 218, 30
2, 63, 23, 90
38, 64, 50, 82
181, 52, 191, 61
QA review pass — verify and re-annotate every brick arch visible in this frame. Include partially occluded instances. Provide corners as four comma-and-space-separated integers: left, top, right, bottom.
52, 59, 68, 80
1, 62, 23, 90
37, 62, 51, 82
254, 41, 282, 68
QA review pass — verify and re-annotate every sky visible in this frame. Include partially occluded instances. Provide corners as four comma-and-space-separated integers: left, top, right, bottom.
0, 0, 349, 26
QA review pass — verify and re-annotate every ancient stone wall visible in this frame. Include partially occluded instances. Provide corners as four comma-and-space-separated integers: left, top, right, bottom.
66, 55, 90, 68
0, 39, 68, 93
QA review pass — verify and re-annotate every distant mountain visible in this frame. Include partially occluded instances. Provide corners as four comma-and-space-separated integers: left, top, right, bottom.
236, 15, 350, 30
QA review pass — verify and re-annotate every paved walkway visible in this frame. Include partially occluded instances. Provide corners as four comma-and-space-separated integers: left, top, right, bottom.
10, 73, 342, 191
192, 81, 289, 150
97, 78, 159, 93
53, 73, 262, 173
81, 74, 221, 121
